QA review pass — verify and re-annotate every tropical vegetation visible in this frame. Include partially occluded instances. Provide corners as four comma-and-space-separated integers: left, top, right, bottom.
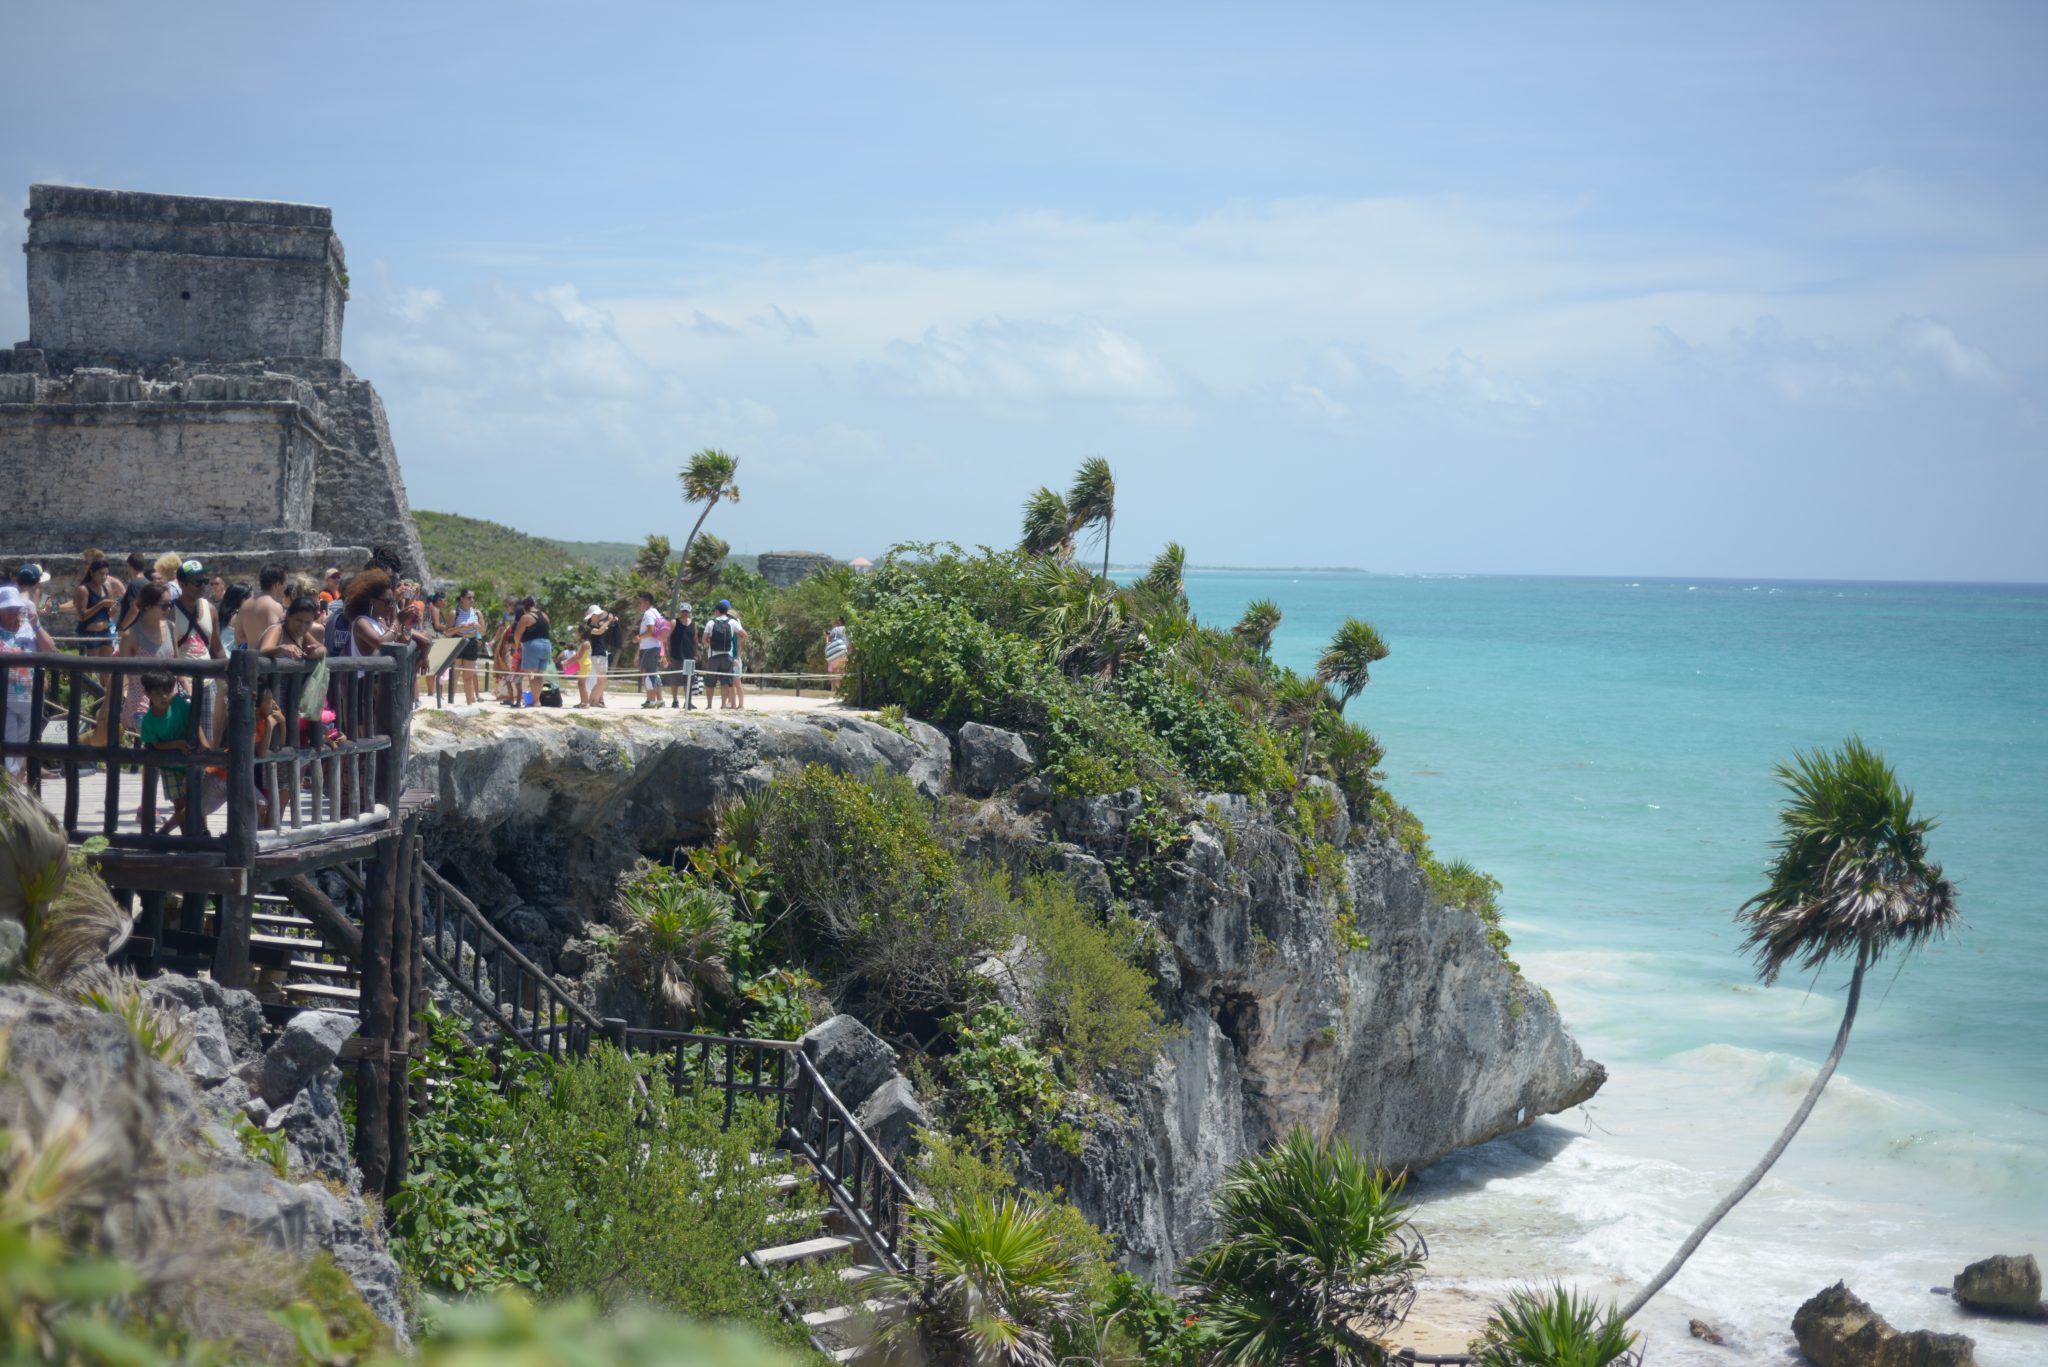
1471, 1286, 1639, 1367
1180, 1128, 1426, 1367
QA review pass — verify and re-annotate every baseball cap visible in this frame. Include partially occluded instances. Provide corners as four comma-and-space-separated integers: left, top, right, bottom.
0, 586, 26, 611
678, 603, 693, 614
716, 599, 731, 611
14, 562, 48, 585
179, 559, 206, 578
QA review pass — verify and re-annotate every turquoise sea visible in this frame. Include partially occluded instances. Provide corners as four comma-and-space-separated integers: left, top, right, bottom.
1180, 571, 2048, 1364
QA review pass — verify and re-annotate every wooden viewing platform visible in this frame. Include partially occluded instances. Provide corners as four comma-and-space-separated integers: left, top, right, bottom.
3, 642, 429, 1195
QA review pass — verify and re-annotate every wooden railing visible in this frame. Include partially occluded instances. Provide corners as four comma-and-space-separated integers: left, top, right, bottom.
622, 1028, 920, 1275
418, 862, 604, 1060
3, 644, 415, 862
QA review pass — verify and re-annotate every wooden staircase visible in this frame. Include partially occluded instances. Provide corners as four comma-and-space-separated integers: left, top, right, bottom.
415, 862, 921, 1361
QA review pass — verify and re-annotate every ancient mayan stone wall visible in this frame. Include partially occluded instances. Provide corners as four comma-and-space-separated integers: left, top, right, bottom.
2, 184, 426, 583
26, 185, 346, 370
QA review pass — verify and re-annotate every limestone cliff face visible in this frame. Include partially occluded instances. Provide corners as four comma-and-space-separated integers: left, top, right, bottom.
405, 710, 1602, 1284
1018, 785, 1604, 1281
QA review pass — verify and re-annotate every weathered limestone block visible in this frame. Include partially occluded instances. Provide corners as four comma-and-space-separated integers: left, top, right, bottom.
1953, 1253, 2044, 1316
958, 722, 1035, 796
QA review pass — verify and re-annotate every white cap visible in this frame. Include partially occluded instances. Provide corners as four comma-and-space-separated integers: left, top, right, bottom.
0, 586, 26, 611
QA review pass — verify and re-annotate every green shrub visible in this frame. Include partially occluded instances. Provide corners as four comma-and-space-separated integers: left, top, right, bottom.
1012, 876, 1176, 1083
943, 1003, 1068, 1146
912, 1129, 1118, 1304
761, 566, 856, 674
507, 1045, 784, 1328
848, 593, 1035, 727
1100, 1272, 1216, 1367
387, 1006, 545, 1299
1108, 667, 1291, 796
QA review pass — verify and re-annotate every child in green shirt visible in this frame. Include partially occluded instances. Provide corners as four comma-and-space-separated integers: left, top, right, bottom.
138, 669, 203, 835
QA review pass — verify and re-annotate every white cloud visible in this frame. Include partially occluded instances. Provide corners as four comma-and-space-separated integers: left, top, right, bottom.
869, 316, 1177, 402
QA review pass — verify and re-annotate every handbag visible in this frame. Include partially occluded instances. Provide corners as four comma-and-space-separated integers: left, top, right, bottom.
538, 686, 564, 708
298, 656, 331, 722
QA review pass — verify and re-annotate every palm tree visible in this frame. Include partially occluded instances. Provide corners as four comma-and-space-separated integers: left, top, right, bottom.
1182, 1128, 1424, 1367
1140, 542, 1186, 600
1020, 487, 1073, 559
619, 876, 735, 1025
1614, 738, 1958, 1321
1473, 1286, 1639, 1367
681, 533, 731, 595
1299, 619, 1389, 780
1233, 599, 1283, 658
633, 533, 673, 585
863, 1194, 1087, 1367
1065, 457, 1116, 581
669, 449, 740, 614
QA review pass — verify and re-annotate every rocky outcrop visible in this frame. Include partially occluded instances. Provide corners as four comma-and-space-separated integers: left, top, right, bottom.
1793, 1282, 1978, 1367
405, 707, 949, 966
408, 711, 1600, 1286
1020, 782, 1604, 1280
802, 1014, 925, 1158
957, 722, 1035, 797
0, 978, 403, 1337
1953, 1254, 2044, 1317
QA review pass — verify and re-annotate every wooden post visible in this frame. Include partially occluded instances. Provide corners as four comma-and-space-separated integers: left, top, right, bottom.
354, 837, 399, 1194
375, 643, 416, 814
386, 823, 417, 1195
602, 1017, 627, 1052
212, 650, 261, 988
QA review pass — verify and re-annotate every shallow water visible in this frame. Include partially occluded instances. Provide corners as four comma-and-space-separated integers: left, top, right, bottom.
1178, 571, 2048, 1364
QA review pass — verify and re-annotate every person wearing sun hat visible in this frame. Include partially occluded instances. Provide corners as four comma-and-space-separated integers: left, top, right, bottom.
0, 584, 57, 779
577, 603, 617, 708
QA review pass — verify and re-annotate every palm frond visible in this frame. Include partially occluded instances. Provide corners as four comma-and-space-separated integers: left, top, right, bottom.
680, 448, 741, 505
1233, 599, 1283, 657
1020, 488, 1073, 559
1737, 737, 1959, 983
1472, 1285, 1639, 1367
1316, 619, 1389, 709
866, 1195, 1085, 1367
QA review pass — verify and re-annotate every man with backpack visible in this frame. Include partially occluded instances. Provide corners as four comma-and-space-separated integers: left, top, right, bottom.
705, 599, 746, 710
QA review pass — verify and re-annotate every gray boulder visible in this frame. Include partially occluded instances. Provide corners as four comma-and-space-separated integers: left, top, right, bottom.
854, 1075, 926, 1157
802, 1013, 897, 1113
1953, 1253, 2044, 1316
180, 1006, 237, 1086
1793, 1282, 1977, 1367
958, 723, 1035, 796
242, 1010, 357, 1108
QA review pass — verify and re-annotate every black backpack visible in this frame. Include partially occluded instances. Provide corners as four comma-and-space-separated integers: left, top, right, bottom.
708, 616, 735, 655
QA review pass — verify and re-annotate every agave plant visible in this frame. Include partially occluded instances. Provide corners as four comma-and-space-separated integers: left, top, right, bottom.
1181, 1128, 1425, 1367
618, 872, 736, 1025
1616, 738, 1958, 1320
0, 774, 128, 988
1472, 1286, 1639, 1367
863, 1194, 1087, 1367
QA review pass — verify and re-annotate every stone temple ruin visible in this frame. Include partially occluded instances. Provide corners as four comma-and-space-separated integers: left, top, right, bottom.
0, 184, 428, 583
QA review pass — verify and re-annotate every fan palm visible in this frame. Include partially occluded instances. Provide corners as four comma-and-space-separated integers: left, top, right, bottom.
1020, 488, 1073, 560
669, 448, 740, 613
1615, 738, 1958, 1320
863, 1194, 1087, 1367
1233, 599, 1283, 658
1182, 1128, 1424, 1367
681, 533, 731, 593
633, 533, 673, 585
1472, 1286, 1638, 1367
1065, 457, 1116, 581
619, 877, 735, 1025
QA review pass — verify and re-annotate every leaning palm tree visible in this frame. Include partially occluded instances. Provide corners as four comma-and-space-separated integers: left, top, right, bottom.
863, 1194, 1087, 1367
1299, 619, 1389, 779
1615, 738, 1958, 1321
1233, 599, 1283, 658
680, 532, 731, 596
1065, 457, 1116, 580
1020, 487, 1073, 560
669, 448, 740, 613
632, 533, 673, 585
1139, 542, 1186, 600
1182, 1128, 1424, 1367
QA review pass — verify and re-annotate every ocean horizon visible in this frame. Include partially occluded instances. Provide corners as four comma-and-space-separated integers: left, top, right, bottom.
1173, 568, 2048, 1364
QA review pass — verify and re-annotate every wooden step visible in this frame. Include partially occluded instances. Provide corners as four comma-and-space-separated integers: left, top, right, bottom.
253, 911, 316, 931
286, 959, 358, 979
281, 981, 360, 1003
751, 1235, 857, 1267
801, 1298, 903, 1330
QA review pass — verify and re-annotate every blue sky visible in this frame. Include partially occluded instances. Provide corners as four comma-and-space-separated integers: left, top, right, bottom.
5, 2, 2044, 580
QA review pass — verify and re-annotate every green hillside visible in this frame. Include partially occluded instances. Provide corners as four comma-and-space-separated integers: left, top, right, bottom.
550, 537, 644, 571
416, 510, 587, 594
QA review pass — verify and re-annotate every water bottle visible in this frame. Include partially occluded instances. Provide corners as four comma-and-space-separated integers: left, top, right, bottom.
523, 689, 533, 706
